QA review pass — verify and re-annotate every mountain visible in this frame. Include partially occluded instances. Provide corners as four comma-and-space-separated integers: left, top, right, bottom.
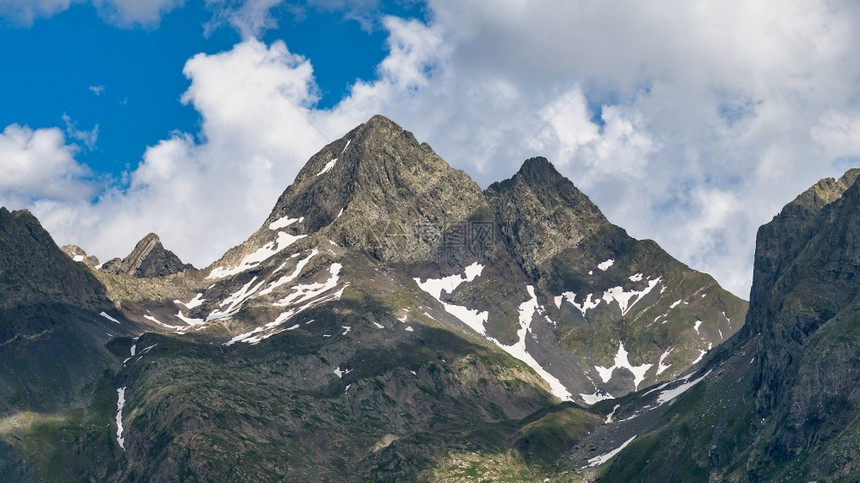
0, 208, 142, 480
0, 115, 748, 481
593, 169, 860, 481
485, 156, 747, 400
99, 233, 194, 278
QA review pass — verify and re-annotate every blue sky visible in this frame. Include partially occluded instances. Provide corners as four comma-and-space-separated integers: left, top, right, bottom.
1, 0, 859, 298
0, 1, 423, 177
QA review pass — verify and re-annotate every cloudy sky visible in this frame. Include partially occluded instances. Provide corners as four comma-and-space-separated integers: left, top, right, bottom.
1, 0, 859, 297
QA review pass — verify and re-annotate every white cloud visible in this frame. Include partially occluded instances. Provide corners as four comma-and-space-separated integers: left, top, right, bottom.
0, 0, 73, 25
6, 0, 860, 299
0, 0, 183, 26
812, 111, 860, 158
92, 0, 184, 26
62, 114, 99, 151
0, 124, 93, 204
204, 0, 282, 39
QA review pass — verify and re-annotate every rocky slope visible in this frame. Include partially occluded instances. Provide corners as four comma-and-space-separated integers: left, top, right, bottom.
1, 115, 749, 481
0, 208, 142, 481
593, 169, 860, 481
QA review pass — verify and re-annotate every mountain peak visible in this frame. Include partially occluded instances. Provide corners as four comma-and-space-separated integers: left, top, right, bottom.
517, 156, 558, 180
112, 232, 193, 278
485, 157, 610, 275
0, 206, 108, 309
248, 114, 485, 264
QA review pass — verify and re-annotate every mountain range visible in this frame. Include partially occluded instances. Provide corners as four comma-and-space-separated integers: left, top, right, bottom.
0, 115, 855, 481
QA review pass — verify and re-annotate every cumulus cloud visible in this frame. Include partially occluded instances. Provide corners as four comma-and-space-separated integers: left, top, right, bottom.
7, 0, 860, 298
33, 38, 331, 265
0, 124, 93, 204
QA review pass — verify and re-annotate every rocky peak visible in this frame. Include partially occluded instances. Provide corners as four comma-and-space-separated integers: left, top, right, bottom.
746, 168, 860, 337
212, 114, 487, 273
485, 157, 611, 275
112, 233, 193, 278
0, 207, 108, 309
60, 245, 100, 267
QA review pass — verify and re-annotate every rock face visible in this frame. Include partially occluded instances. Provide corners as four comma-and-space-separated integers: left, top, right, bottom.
0, 207, 132, 412
600, 169, 860, 481
104, 233, 193, 278
0, 209, 107, 310
486, 156, 609, 277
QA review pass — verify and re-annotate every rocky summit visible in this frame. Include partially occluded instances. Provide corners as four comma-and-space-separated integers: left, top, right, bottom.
1, 115, 855, 481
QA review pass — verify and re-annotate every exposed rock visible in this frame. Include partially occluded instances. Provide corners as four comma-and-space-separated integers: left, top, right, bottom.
99, 257, 122, 273
117, 233, 194, 278
0, 208, 108, 310
60, 245, 100, 267
486, 156, 609, 276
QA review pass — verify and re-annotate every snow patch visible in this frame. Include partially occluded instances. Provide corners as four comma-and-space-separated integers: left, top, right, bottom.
373, 322, 384, 329
488, 286, 573, 401
144, 314, 183, 331
99, 311, 120, 324
73, 254, 84, 262
207, 277, 267, 321
602, 277, 662, 316
597, 259, 615, 271
333, 367, 352, 378
414, 263, 488, 335
557, 292, 601, 316
669, 299, 682, 309
656, 347, 673, 376
115, 387, 126, 450
269, 215, 300, 230
207, 231, 307, 279
225, 265, 346, 345
580, 392, 614, 405
628, 273, 644, 282
273, 263, 342, 307
605, 404, 620, 424
656, 370, 712, 405
175, 293, 205, 310
316, 157, 337, 176
586, 436, 636, 467
694, 320, 702, 334
595, 342, 653, 390
176, 311, 205, 326
405, 326, 414, 332
259, 249, 318, 297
